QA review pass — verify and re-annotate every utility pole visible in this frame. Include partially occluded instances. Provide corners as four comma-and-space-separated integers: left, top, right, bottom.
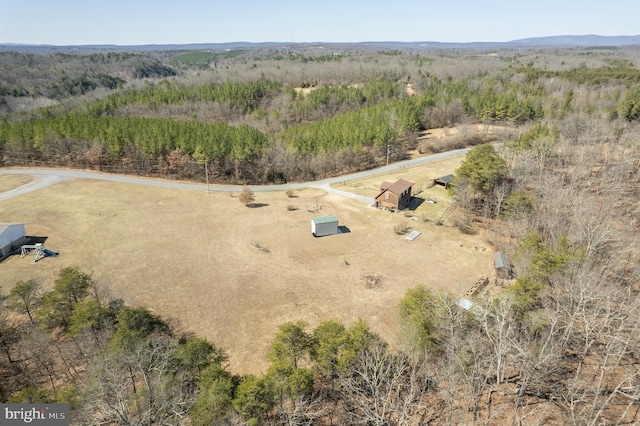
193, 146, 210, 196
205, 162, 210, 194
386, 143, 391, 170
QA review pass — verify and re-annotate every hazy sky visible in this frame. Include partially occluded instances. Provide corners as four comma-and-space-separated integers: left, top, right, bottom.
1, 0, 638, 45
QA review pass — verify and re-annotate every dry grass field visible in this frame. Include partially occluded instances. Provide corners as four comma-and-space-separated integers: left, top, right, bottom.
0, 155, 495, 375
0, 174, 32, 193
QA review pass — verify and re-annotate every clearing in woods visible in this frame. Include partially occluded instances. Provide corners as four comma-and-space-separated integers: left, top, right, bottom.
0, 154, 495, 374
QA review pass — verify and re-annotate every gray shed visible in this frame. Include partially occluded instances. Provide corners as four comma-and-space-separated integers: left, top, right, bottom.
311, 215, 338, 237
433, 174, 455, 189
494, 252, 512, 278
0, 223, 27, 258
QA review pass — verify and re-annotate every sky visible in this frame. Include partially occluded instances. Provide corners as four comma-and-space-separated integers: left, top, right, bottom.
1, 0, 638, 46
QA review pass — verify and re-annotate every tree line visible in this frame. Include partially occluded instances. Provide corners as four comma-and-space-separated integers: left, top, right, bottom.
514, 59, 640, 86
0, 71, 556, 183
85, 79, 282, 116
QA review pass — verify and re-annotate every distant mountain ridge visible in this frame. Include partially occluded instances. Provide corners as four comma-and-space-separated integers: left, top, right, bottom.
1, 34, 639, 53
508, 34, 640, 46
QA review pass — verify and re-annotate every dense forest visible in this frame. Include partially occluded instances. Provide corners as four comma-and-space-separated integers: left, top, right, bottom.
2, 44, 640, 424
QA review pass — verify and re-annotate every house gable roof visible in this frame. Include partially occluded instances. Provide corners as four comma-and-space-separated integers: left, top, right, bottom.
380, 181, 393, 191
379, 178, 415, 195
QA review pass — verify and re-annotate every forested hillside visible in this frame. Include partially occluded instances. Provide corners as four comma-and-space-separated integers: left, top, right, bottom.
2, 45, 640, 424
6, 47, 639, 184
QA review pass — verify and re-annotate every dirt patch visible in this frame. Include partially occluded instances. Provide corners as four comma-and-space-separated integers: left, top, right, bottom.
294, 83, 363, 95
418, 124, 510, 141
293, 87, 317, 95
416, 124, 517, 154
406, 83, 415, 97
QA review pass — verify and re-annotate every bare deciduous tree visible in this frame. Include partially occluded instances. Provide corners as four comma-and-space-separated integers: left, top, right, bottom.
338, 342, 430, 425
239, 186, 255, 207
8, 279, 41, 324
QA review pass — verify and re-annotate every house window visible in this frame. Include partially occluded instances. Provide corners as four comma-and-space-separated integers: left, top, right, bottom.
385, 192, 389, 199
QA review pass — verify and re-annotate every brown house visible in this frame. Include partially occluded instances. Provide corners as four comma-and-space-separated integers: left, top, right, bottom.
375, 178, 415, 211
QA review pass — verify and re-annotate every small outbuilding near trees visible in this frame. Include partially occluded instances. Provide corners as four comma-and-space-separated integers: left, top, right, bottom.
311, 215, 339, 237
494, 252, 512, 279
0, 223, 27, 259
433, 174, 455, 189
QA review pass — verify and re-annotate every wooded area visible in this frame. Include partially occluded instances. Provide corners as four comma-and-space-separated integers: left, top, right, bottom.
0, 47, 575, 183
2, 44, 640, 424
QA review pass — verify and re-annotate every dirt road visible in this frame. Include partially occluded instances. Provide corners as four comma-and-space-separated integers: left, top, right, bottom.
0, 147, 470, 202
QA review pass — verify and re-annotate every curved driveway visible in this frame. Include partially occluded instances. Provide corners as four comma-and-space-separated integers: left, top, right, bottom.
0, 147, 469, 203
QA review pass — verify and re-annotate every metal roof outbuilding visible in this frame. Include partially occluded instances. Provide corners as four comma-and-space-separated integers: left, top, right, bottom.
494, 252, 510, 270
311, 215, 339, 237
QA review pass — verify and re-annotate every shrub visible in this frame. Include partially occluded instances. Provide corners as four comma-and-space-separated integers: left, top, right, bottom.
394, 222, 409, 235
239, 187, 255, 206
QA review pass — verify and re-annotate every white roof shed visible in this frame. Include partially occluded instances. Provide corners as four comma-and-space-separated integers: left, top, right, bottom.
311, 215, 339, 237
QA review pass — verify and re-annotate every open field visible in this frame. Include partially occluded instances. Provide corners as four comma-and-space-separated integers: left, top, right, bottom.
0, 155, 494, 374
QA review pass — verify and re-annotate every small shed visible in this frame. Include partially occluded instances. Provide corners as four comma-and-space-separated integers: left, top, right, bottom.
375, 178, 415, 211
0, 223, 27, 258
494, 252, 512, 278
311, 215, 338, 237
433, 174, 455, 189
